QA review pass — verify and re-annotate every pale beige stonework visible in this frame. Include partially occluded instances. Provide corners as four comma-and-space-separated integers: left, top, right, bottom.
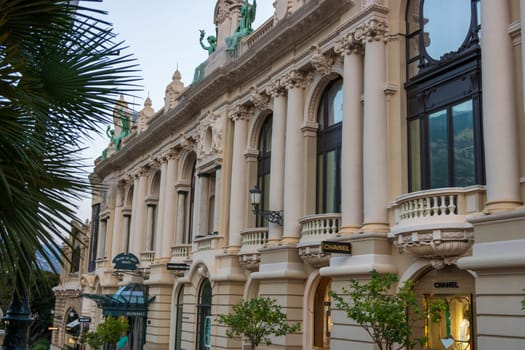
54, 1, 525, 350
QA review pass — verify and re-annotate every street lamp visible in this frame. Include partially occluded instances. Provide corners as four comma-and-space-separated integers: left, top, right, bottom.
249, 186, 283, 226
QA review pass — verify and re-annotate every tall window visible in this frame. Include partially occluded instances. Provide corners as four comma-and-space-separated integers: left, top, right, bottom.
317, 78, 342, 214
406, 0, 483, 191
88, 203, 100, 272
196, 279, 212, 350
174, 287, 184, 350
184, 157, 196, 244
257, 116, 272, 227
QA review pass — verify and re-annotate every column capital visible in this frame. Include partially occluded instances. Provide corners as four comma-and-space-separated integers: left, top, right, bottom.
310, 44, 335, 76
229, 104, 254, 121
281, 69, 313, 90
178, 132, 195, 152
334, 32, 364, 56
358, 18, 388, 43
266, 79, 287, 98
249, 85, 270, 111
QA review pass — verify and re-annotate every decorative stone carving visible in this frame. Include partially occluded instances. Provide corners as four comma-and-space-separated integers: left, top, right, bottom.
164, 69, 185, 111
334, 32, 364, 56
249, 85, 270, 110
230, 103, 253, 121
310, 44, 334, 76
238, 254, 261, 271
266, 79, 286, 97
196, 110, 224, 161
298, 245, 331, 268
179, 133, 195, 152
137, 97, 154, 134
394, 229, 474, 270
358, 18, 388, 42
281, 69, 312, 90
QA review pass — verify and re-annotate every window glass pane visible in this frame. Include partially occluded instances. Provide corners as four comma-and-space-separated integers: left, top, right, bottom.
423, 0, 471, 60
453, 101, 475, 187
425, 295, 472, 350
429, 109, 448, 188
325, 150, 337, 213
328, 84, 343, 126
409, 119, 421, 191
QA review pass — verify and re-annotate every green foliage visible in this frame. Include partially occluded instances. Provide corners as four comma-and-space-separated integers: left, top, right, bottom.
0, 0, 140, 290
32, 338, 51, 350
80, 317, 129, 350
330, 270, 445, 350
218, 297, 301, 348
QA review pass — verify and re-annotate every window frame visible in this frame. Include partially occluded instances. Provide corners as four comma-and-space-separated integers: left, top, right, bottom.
256, 115, 272, 227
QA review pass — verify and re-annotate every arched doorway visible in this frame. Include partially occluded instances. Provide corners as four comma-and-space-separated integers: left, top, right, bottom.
313, 277, 331, 349
196, 279, 212, 350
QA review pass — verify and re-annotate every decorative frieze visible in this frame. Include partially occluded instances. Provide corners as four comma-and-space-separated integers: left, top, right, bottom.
197, 110, 224, 161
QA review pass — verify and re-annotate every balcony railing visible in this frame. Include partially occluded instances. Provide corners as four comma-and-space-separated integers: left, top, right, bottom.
298, 213, 341, 267
299, 213, 341, 242
391, 186, 486, 233
238, 228, 269, 271
194, 234, 221, 252
171, 244, 192, 262
390, 186, 485, 269
139, 251, 155, 267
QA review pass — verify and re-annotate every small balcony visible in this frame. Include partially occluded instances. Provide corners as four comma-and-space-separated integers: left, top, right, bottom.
139, 250, 155, 269
170, 244, 192, 263
298, 213, 341, 267
390, 186, 485, 269
238, 228, 269, 271
194, 234, 222, 253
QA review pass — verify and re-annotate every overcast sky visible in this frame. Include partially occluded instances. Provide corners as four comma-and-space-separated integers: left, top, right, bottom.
76, 1, 274, 220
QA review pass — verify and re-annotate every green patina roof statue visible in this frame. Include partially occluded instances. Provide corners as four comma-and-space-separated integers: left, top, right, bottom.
199, 29, 217, 56
225, 0, 257, 55
102, 107, 132, 160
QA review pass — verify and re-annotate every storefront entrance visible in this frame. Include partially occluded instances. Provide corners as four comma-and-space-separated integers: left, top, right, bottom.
414, 266, 475, 350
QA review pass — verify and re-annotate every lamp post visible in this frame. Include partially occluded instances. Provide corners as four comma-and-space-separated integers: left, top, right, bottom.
249, 186, 283, 226
1, 277, 33, 350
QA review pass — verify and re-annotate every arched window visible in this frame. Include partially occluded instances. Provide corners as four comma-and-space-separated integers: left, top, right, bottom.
174, 287, 184, 350
317, 78, 342, 214
313, 277, 332, 349
406, 0, 483, 191
196, 279, 212, 350
257, 115, 272, 227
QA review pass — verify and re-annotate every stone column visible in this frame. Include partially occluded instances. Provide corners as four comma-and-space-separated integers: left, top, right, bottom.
122, 209, 131, 253
193, 173, 210, 238
267, 82, 287, 243
228, 105, 251, 248
212, 166, 222, 233
160, 151, 179, 258
154, 159, 168, 256
130, 167, 148, 255
145, 200, 157, 251
129, 174, 140, 255
175, 190, 188, 245
110, 182, 125, 255
361, 19, 389, 232
96, 218, 107, 259
521, 0, 525, 123
481, 0, 521, 211
282, 70, 309, 242
335, 32, 364, 234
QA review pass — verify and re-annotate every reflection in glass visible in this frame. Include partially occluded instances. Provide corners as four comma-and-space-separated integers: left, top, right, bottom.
423, 0, 471, 60
453, 101, 475, 187
429, 109, 448, 188
425, 295, 472, 350
328, 85, 343, 126
409, 119, 421, 192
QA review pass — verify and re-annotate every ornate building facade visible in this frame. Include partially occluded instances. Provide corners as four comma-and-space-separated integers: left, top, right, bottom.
66, 0, 525, 349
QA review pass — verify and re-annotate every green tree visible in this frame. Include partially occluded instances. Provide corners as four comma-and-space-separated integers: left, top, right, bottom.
80, 317, 129, 350
330, 270, 444, 350
218, 297, 301, 350
0, 1, 139, 348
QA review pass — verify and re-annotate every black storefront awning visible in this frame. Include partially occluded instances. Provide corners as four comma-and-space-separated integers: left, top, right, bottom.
82, 283, 155, 317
